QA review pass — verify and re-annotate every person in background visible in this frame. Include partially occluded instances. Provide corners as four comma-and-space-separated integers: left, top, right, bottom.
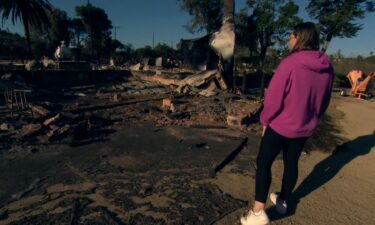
240, 22, 334, 225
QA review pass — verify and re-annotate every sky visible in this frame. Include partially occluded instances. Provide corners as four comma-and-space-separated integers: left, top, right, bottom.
1, 0, 374, 56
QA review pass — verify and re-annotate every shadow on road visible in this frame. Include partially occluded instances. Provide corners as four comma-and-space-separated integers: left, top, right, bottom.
267, 133, 375, 221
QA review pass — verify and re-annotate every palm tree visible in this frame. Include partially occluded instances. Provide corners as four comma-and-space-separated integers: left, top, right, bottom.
0, 0, 52, 57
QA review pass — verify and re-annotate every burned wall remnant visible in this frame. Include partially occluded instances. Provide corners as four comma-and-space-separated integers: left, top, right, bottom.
179, 35, 219, 71
179, 0, 236, 87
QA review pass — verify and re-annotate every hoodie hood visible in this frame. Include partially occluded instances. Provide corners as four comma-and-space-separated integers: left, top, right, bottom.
291, 50, 332, 73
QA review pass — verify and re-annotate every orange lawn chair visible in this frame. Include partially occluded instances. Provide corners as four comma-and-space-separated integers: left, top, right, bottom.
347, 70, 375, 99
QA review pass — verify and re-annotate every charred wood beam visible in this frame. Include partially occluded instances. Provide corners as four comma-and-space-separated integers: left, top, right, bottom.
68, 94, 184, 114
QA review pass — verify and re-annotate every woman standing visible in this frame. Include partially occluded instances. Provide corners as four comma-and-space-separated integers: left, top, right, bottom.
241, 22, 334, 225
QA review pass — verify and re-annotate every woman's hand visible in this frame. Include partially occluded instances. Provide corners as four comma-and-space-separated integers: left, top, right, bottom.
262, 126, 267, 137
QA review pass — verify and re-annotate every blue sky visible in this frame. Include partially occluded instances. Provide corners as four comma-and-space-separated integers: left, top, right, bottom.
1, 0, 374, 56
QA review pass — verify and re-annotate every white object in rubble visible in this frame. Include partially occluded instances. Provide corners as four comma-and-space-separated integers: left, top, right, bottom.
0, 123, 9, 131
155, 57, 163, 67
130, 63, 141, 71
54, 41, 71, 60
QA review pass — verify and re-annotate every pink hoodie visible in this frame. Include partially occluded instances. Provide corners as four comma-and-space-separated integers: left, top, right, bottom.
260, 50, 334, 138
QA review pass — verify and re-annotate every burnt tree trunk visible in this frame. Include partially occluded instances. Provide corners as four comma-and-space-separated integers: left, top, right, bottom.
321, 33, 333, 53
23, 20, 32, 59
224, 0, 235, 21
222, 0, 235, 89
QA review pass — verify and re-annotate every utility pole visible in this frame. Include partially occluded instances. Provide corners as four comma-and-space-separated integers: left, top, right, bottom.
113, 26, 120, 40
153, 32, 155, 49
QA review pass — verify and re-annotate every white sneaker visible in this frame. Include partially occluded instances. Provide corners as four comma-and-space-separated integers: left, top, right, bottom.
270, 193, 287, 215
240, 210, 270, 225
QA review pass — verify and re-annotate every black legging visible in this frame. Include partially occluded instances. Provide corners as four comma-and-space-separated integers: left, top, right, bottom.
255, 126, 308, 204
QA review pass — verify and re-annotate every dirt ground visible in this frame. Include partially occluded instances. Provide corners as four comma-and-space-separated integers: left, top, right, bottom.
0, 92, 374, 225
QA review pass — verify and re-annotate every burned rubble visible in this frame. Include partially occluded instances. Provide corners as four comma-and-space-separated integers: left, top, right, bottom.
0, 65, 264, 225
0, 68, 263, 151
0, 118, 260, 225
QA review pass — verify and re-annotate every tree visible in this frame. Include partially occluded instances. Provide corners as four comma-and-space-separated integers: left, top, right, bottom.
110, 39, 125, 52
48, 8, 70, 48
154, 43, 177, 59
367, 53, 375, 63
177, 0, 223, 33
69, 18, 86, 48
76, 2, 112, 61
0, 0, 52, 57
27, 7, 71, 57
103, 39, 125, 60
307, 0, 375, 52
113, 43, 134, 64
0, 29, 27, 59
135, 46, 155, 59
238, 0, 302, 96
